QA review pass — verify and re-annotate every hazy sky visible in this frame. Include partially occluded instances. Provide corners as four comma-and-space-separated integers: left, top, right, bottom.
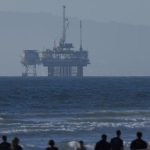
1, 0, 150, 76
0, 0, 150, 26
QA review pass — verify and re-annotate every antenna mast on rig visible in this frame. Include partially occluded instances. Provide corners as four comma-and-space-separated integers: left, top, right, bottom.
80, 20, 83, 51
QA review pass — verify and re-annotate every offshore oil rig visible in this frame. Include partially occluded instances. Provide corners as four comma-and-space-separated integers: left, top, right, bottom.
21, 6, 90, 77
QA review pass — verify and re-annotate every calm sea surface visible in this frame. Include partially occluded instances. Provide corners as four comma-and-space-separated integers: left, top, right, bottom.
0, 77, 150, 150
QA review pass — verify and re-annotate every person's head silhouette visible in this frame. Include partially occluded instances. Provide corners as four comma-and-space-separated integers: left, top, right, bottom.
116, 130, 121, 137
137, 132, 142, 139
101, 134, 107, 141
48, 140, 55, 147
2, 135, 7, 142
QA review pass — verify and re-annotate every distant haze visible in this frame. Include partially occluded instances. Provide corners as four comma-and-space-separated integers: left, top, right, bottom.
0, 0, 150, 76
1, 0, 150, 26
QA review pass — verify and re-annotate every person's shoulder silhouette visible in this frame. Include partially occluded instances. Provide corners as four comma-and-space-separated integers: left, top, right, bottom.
11, 137, 23, 150
95, 134, 110, 150
46, 140, 59, 150
130, 132, 147, 150
0, 135, 11, 150
110, 130, 123, 150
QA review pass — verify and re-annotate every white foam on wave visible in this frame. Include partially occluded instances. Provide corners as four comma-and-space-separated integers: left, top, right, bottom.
68, 141, 80, 148
1, 128, 51, 134
86, 110, 150, 116
0, 117, 4, 120
2, 119, 149, 135
68, 141, 94, 150
26, 144, 36, 148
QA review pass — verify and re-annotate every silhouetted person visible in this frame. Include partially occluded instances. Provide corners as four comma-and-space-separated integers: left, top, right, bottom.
0, 135, 11, 150
46, 140, 59, 150
130, 132, 148, 150
11, 137, 22, 150
76, 141, 86, 150
95, 134, 110, 150
110, 130, 123, 150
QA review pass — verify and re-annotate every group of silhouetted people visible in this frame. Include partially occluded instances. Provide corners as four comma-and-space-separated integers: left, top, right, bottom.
0, 136, 22, 150
74, 130, 148, 150
0, 130, 149, 150
95, 130, 148, 150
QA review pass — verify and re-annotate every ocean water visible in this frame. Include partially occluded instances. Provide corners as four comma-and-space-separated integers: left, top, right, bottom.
0, 77, 150, 150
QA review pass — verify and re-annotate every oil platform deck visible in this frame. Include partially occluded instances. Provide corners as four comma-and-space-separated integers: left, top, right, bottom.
21, 6, 90, 77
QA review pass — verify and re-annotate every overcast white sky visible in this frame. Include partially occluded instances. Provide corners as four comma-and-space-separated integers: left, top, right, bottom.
0, 0, 150, 26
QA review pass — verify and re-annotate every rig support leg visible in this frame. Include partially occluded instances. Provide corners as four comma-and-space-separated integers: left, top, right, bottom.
77, 66, 83, 77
